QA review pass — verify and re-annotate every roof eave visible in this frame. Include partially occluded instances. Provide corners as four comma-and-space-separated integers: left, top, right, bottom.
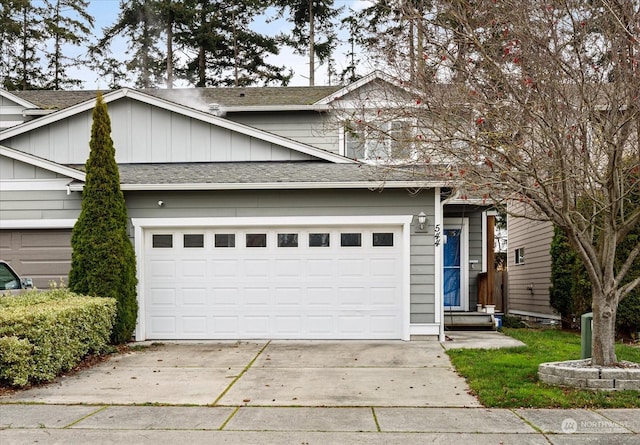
69, 180, 444, 192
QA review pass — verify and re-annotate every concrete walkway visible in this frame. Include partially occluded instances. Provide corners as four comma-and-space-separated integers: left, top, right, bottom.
1, 332, 638, 444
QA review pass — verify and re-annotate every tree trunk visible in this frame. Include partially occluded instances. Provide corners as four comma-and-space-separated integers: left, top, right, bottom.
590, 287, 618, 365
308, 0, 314, 86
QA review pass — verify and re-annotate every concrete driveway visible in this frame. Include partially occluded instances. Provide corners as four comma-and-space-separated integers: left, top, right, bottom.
2, 340, 481, 407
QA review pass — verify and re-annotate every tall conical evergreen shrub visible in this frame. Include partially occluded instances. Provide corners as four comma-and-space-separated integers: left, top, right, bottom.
69, 93, 138, 344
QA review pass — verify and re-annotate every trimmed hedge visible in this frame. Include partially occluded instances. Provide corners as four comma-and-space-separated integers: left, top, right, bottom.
0, 289, 116, 387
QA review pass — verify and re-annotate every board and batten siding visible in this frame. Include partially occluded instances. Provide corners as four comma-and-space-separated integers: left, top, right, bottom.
2, 98, 315, 165
507, 210, 555, 317
227, 111, 340, 154
0, 156, 61, 180
124, 188, 438, 324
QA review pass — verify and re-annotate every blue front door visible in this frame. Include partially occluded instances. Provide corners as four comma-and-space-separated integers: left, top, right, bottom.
443, 228, 462, 309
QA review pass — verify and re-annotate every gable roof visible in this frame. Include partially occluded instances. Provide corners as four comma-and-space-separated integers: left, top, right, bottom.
315, 71, 416, 105
9, 85, 343, 112
1, 88, 353, 164
0, 90, 39, 108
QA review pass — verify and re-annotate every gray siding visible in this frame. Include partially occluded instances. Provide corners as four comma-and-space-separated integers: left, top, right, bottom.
124, 188, 438, 323
507, 208, 555, 317
0, 190, 82, 220
227, 111, 340, 154
0, 156, 60, 179
2, 98, 315, 164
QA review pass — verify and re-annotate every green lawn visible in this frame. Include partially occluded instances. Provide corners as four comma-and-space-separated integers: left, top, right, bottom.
446, 328, 640, 408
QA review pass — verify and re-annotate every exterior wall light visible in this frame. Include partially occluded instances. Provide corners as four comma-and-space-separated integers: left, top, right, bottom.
418, 211, 427, 230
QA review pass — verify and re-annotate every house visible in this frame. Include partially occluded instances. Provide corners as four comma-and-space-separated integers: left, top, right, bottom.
506, 206, 558, 322
0, 74, 496, 341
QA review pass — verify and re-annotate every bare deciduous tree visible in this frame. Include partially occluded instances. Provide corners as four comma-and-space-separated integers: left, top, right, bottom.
348, 0, 639, 365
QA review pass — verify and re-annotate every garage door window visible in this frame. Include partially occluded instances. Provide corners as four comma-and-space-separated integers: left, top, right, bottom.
215, 234, 236, 248
183, 234, 204, 248
373, 233, 394, 247
246, 233, 267, 247
278, 233, 298, 247
309, 233, 330, 247
152, 234, 173, 248
341, 233, 362, 247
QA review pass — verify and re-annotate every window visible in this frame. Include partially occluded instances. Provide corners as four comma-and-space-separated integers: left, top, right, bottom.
0, 263, 20, 290
341, 233, 362, 247
373, 233, 394, 247
344, 120, 415, 162
246, 233, 267, 247
215, 234, 235, 248
309, 233, 330, 247
278, 233, 298, 247
183, 234, 204, 248
152, 234, 173, 248
515, 248, 525, 265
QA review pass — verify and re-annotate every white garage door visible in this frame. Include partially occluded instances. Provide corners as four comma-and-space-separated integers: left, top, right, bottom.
143, 225, 405, 340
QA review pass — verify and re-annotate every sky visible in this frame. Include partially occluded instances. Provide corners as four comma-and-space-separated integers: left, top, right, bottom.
58, 0, 373, 89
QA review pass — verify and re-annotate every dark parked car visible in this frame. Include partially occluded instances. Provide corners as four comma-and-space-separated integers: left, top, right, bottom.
0, 260, 33, 295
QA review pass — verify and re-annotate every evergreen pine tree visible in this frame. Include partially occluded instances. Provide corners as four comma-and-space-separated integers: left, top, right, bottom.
69, 94, 138, 344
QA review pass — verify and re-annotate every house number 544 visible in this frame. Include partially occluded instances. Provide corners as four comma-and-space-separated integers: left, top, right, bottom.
434, 224, 441, 246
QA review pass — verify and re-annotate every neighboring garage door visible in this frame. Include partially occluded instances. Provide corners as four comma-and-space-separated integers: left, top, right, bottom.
143, 226, 404, 340
0, 229, 72, 288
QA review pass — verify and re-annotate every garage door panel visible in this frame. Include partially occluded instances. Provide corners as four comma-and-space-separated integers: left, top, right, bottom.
149, 288, 176, 306
338, 259, 366, 277
150, 260, 176, 278
150, 316, 176, 334
213, 316, 239, 334
275, 316, 302, 334
1, 229, 72, 288
274, 287, 303, 305
307, 287, 334, 306
183, 260, 206, 277
182, 288, 206, 305
212, 287, 240, 304
144, 226, 404, 339
183, 317, 207, 334
245, 259, 270, 277
244, 287, 270, 305
371, 258, 397, 276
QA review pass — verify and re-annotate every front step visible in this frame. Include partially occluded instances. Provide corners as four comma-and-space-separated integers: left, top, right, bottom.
443, 312, 496, 330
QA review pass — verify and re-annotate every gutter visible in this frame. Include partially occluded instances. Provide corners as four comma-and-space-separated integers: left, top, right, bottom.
68, 180, 447, 192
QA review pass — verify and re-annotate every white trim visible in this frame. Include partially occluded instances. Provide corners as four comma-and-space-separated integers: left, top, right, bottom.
1, 121, 25, 129
0, 90, 38, 108
0, 179, 73, 191
69, 180, 447, 192
434, 188, 444, 342
131, 215, 413, 341
443, 217, 470, 312
508, 309, 561, 320
481, 211, 488, 273
0, 89, 354, 165
410, 323, 441, 336
0, 145, 86, 181
0, 219, 76, 229
401, 217, 411, 341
